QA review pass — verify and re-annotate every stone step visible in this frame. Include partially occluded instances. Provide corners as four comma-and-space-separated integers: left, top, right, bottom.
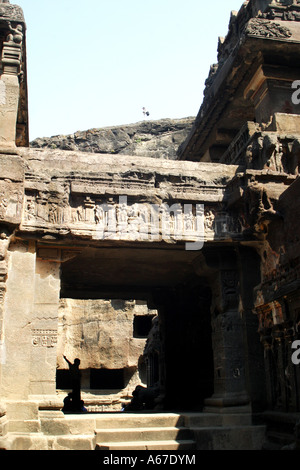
95, 426, 193, 443
266, 430, 295, 446
96, 439, 196, 451
94, 412, 253, 429
94, 413, 185, 429
193, 425, 266, 450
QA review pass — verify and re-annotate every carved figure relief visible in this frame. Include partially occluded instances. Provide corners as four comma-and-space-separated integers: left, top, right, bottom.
245, 135, 299, 174
243, 181, 280, 231
204, 209, 216, 232
23, 192, 207, 242
6, 21, 23, 44
0, 197, 8, 219
0, 230, 12, 313
246, 19, 292, 39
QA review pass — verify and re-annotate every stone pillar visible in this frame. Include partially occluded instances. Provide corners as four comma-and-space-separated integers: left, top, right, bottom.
1, 245, 36, 400
0, 20, 23, 154
0, 245, 61, 401
202, 249, 251, 412
30, 250, 61, 397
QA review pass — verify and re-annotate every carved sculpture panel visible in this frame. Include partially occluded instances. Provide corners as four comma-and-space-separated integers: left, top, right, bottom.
22, 189, 242, 244
246, 18, 293, 38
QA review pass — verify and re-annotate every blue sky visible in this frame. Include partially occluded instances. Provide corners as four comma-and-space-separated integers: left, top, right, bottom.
15, 0, 244, 140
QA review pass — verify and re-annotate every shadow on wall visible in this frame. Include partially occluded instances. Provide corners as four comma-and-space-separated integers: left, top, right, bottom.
62, 356, 87, 414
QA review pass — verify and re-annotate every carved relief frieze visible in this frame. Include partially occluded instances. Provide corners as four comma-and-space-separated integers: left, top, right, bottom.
259, 4, 300, 22
0, 181, 23, 225
246, 18, 292, 39
24, 185, 70, 226
23, 188, 242, 243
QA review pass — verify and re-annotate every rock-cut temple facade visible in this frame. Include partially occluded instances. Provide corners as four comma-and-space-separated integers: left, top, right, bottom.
1, 0, 300, 450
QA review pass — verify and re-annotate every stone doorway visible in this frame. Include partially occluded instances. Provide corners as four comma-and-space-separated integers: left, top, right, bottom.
58, 245, 215, 412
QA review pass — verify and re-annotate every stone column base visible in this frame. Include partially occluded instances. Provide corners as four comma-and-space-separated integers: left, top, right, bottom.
0, 146, 19, 155
204, 392, 251, 413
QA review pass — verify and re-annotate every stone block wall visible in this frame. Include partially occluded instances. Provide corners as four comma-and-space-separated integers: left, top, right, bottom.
56, 299, 157, 410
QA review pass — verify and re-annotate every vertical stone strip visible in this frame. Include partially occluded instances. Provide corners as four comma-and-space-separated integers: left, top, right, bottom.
30, 251, 61, 397
0, 20, 23, 154
1, 247, 36, 400
0, 232, 10, 368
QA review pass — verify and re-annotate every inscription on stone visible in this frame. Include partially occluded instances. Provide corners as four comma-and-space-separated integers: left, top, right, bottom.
32, 329, 57, 348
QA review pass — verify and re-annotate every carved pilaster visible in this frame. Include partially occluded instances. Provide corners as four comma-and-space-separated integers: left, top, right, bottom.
203, 250, 251, 411
256, 292, 300, 411
0, 15, 24, 154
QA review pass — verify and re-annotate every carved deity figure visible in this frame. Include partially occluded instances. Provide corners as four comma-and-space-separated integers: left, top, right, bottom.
25, 199, 35, 221
244, 180, 279, 232
95, 205, 105, 225
205, 209, 215, 232
184, 211, 194, 232
0, 231, 9, 261
0, 198, 8, 219
6, 21, 23, 45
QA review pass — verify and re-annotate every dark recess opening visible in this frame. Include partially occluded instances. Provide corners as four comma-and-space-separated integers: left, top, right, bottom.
56, 370, 72, 390
90, 368, 125, 390
134, 315, 155, 338
57, 368, 125, 391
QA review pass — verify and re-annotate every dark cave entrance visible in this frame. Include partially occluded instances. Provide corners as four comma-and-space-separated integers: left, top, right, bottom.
59, 245, 214, 412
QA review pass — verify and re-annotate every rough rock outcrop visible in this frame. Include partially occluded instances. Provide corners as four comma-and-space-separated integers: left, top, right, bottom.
30, 117, 195, 160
